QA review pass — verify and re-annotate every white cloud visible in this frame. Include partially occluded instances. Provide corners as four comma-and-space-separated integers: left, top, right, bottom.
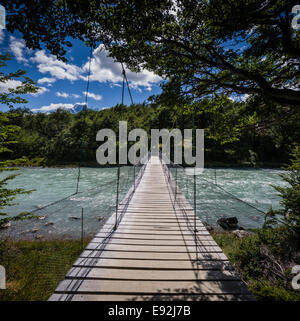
31, 50, 83, 81
9, 36, 28, 63
30, 86, 49, 96
56, 91, 69, 98
0, 79, 48, 96
9, 41, 161, 94
109, 83, 122, 88
83, 45, 161, 91
56, 92, 81, 98
83, 91, 102, 101
37, 77, 56, 85
229, 94, 249, 102
0, 79, 23, 93
240, 94, 249, 102
31, 103, 75, 113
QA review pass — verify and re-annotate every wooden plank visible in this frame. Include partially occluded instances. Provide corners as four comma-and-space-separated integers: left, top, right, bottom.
79, 250, 230, 261
90, 237, 218, 246
84, 243, 223, 253
49, 293, 254, 301
72, 258, 234, 270
66, 267, 240, 281
55, 279, 251, 295
95, 232, 213, 240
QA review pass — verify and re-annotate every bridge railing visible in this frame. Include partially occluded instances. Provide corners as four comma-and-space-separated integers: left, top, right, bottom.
53, 154, 152, 301
158, 152, 203, 261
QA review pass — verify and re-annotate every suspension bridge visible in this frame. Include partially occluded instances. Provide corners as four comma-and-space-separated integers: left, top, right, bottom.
49, 155, 253, 301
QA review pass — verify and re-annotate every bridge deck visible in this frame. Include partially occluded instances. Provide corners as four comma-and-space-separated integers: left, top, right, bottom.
49, 156, 253, 301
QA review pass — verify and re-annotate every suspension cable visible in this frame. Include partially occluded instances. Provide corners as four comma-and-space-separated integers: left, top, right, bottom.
121, 63, 134, 105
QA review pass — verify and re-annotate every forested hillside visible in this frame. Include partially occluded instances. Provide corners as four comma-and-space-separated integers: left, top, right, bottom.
5, 95, 300, 167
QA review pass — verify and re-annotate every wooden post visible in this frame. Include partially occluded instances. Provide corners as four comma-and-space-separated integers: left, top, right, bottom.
133, 165, 136, 192
215, 168, 217, 185
175, 167, 178, 201
81, 208, 84, 251
115, 167, 120, 230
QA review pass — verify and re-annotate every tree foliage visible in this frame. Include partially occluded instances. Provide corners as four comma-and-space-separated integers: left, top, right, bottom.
0, 54, 37, 228
3, 0, 300, 107
265, 145, 300, 249
6, 96, 299, 169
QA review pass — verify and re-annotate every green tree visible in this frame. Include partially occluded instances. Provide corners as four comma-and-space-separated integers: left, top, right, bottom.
0, 54, 37, 228
3, 1, 299, 107
265, 145, 300, 249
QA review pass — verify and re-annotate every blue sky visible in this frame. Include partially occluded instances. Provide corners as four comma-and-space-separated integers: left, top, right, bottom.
0, 28, 162, 113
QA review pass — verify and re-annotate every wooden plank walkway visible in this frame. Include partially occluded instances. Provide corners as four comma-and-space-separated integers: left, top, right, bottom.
49, 156, 253, 301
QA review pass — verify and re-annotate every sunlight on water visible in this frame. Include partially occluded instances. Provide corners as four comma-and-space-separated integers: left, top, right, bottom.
0, 166, 137, 239
0, 166, 287, 238
174, 167, 287, 229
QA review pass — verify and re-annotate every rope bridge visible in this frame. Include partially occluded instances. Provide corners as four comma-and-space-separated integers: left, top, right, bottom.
49, 155, 254, 301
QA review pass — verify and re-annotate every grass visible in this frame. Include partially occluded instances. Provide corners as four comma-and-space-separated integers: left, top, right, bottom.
0, 239, 89, 301
1, 233, 300, 301
212, 232, 300, 301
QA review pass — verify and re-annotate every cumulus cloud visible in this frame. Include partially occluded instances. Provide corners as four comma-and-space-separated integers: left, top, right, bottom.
31, 86, 49, 96
0, 79, 23, 93
83, 45, 161, 91
0, 79, 48, 97
31, 50, 83, 81
83, 91, 102, 101
0, 78, 48, 96
9, 36, 29, 63
10, 39, 161, 94
56, 91, 69, 98
37, 77, 56, 85
31, 103, 75, 113
56, 92, 81, 98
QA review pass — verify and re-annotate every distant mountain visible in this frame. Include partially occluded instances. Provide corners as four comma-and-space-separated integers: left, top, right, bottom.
69, 103, 87, 114
32, 102, 90, 114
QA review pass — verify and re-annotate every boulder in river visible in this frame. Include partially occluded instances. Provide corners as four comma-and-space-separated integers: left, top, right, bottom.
2, 222, 11, 229
232, 229, 253, 238
69, 216, 80, 220
217, 217, 238, 230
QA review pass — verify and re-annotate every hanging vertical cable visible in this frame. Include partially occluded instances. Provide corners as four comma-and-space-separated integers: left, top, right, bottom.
76, 44, 94, 194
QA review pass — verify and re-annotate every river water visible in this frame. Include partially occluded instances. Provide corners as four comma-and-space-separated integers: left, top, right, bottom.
0, 166, 287, 239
